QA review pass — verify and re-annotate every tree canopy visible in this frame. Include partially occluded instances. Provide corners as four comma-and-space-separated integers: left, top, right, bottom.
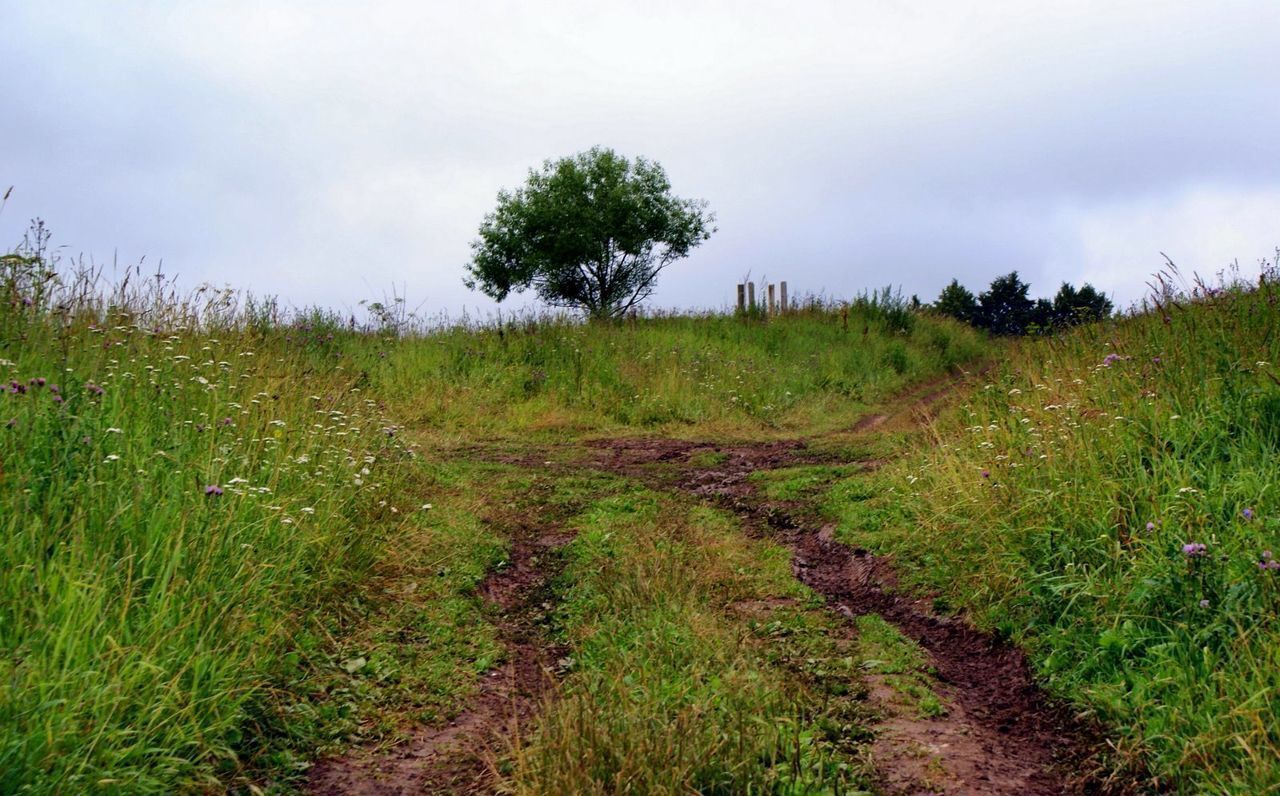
465, 147, 714, 318
933, 272, 1113, 335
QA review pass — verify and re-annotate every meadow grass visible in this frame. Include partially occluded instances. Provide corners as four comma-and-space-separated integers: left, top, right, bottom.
830, 265, 1280, 791
1, 227, 985, 792
372, 303, 985, 441
508, 486, 873, 794
0, 248, 509, 791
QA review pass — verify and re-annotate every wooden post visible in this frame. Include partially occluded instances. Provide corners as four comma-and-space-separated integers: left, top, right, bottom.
747, 282, 756, 310
779, 281, 788, 313
768, 284, 776, 316
736, 283, 746, 312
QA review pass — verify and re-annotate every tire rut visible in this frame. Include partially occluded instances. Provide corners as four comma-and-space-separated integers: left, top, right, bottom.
304, 520, 571, 796
578, 373, 1140, 795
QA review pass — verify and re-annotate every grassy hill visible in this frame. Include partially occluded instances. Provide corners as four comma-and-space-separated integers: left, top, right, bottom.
0, 245, 982, 792
834, 264, 1280, 792
7, 233, 1279, 793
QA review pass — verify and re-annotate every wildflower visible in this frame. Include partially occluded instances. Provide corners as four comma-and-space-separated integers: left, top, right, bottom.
421, 503, 433, 510
1242, 508, 1255, 521
1198, 599, 1210, 609
1145, 522, 1156, 532
106, 427, 123, 434
4, 418, 15, 428
49, 384, 59, 394
52, 395, 63, 404
103, 454, 120, 463
1182, 542, 1208, 557
86, 382, 104, 396
30, 377, 45, 388
1102, 353, 1121, 366
204, 484, 224, 497
220, 417, 233, 426
982, 469, 990, 479
300, 507, 315, 514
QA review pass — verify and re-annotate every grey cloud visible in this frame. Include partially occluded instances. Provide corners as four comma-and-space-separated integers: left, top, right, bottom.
2, 0, 1278, 317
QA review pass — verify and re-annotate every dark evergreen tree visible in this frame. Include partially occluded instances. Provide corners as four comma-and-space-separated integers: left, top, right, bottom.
1052, 282, 1114, 326
976, 271, 1035, 335
934, 279, 978, 324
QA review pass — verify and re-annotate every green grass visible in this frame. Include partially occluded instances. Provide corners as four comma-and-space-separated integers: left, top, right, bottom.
508, 487, 874, 794
853, 616, 946, 719
372, 304, 984, 440
0, 251, 512, 791
0, 237, 986, 792
830, 268, 1280, 791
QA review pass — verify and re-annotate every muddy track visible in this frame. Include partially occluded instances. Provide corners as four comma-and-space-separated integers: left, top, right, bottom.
577, 375, 1140, 795
305, 519, 571, 795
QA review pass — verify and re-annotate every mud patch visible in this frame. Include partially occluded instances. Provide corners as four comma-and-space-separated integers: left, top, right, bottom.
305, 523, 569, 795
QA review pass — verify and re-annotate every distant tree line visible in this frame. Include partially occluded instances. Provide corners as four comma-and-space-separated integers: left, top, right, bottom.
932, 272, 1113, 335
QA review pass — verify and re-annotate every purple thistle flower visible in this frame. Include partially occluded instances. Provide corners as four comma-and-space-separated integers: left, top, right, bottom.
86, 382, 104, 396
51, 394, 63, 404
1145, 522, 1156, 532
1242, 507, 1255, 521
220, 417, 234, 427
30, 377, 45, 388
1182, 542, 1208, 557
1103, 353, 1121, 366
1198, 599, 1210, 609
981, 469, 990, 479
204, 484, 223, 497
49, 384, 59, 394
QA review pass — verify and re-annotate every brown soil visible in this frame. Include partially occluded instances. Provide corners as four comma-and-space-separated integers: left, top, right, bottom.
304, 519, 569, 795
577, 374, 1137, 795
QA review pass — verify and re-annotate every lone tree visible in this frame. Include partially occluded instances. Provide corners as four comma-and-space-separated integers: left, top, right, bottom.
465, 147, 714, 318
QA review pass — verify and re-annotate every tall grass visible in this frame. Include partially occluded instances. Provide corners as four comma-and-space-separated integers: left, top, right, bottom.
0, 240, 409, 791
0, 221, 985, 791
374, 301, 983, 438
846, 259, 1280, 791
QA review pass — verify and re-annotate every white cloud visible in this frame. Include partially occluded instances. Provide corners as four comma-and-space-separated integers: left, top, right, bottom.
1049, 187, 1280, 307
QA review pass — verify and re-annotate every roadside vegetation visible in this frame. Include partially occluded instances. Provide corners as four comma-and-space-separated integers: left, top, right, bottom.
12, 212, 1276, 792
374, 293, 984, 442
831, 261, 1280, 791
0, 223, 982, 793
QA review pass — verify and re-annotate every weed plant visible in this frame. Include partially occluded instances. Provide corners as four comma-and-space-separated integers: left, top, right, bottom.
846, 260, 1280, 791
0, 238, 413, 791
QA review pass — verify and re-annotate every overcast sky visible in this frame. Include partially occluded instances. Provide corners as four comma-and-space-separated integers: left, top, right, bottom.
3, 1, 1278, 319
